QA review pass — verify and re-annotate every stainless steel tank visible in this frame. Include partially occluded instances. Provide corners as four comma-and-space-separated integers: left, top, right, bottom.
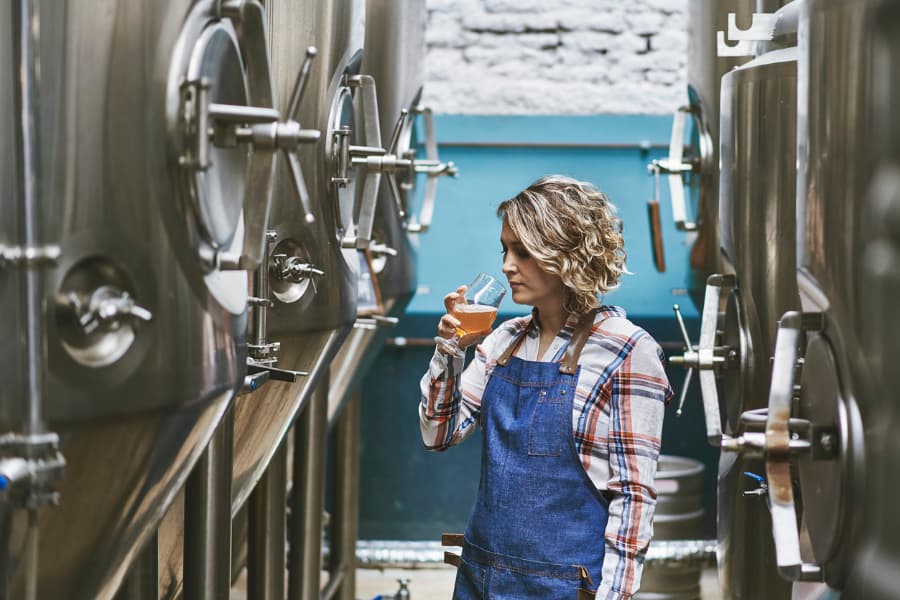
850, 1, 900, 597
708, 0, 874, 594
669, 5, 806, 598
0, 0, 286, 595
714, 46, 799, 600
652, 0, 755, 299
328, 0, 437, 420
158, 0, 370, 594
228, 0, 364, 519
751, 0, 872, 591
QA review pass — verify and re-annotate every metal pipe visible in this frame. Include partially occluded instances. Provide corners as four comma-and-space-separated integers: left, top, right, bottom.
252, 233, 274, 350
184, 409, 234, 600
12, 0, 44, 439
247, 439, 287, 600
347, 539, 717, 569
384, 337, 688, 353
319, 568, 345, 600
330, 391, 361, 600
11, 3, 46, 598
287, 375, 328, 600
115, 532, 159, 600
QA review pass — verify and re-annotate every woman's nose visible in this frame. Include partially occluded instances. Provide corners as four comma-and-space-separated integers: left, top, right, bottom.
502, 255, 515, 274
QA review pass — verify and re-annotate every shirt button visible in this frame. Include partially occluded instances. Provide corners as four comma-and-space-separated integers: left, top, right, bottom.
560, 389, 567, 395
540, 390, 547, 396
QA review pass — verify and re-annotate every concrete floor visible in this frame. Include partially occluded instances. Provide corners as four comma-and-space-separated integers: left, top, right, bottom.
231, 564, 722, 599
353, 566, 723, 600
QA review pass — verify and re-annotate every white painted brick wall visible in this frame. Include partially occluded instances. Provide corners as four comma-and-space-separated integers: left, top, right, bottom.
422, 0, 687, 115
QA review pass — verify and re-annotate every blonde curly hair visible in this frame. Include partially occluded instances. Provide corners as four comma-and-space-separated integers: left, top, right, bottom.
497, 175, 627, 315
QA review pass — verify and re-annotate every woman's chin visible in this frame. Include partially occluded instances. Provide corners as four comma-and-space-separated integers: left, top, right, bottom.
510, 291, 532, 306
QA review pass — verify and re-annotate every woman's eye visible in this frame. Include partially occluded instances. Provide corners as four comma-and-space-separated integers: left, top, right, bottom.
515, 249, 531, 259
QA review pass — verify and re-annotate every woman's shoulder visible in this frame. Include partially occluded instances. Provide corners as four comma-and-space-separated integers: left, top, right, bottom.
589, 307, 670, 391
591, 306, 664, 356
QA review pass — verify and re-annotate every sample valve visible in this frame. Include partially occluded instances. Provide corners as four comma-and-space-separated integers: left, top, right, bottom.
272, 254, 325, 286
69, 286, 153, 335
244, 231, 308, 393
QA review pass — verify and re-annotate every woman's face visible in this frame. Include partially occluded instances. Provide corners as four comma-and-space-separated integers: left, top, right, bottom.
500, 219, 567, 312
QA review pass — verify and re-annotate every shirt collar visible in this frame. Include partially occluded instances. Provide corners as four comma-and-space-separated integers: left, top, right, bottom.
528, 305, 625, 336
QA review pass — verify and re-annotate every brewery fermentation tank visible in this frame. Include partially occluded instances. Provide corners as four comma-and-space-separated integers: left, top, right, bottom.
714, 46, 799, 600
226, 0, 365, 517
851, 0, 900, 596
748, 0, 873, 590
700, 0, 873, 593
0, 0, 292, 595
652, 0, 755, 299
156, 0, 376, 595
328, 0, 452, 418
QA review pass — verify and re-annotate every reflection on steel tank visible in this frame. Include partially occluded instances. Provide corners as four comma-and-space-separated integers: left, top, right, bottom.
846, 0, 900, 598
714, 43, 799, 600
0, 0, 285, 596
156, 0, 370, 596
649, 0, 756, 307
328, 0, 457, 423
704, 0, 878, 597
668, 2, 801, 599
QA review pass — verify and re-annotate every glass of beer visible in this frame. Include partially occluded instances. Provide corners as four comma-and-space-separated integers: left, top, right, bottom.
435, 273, 506, 358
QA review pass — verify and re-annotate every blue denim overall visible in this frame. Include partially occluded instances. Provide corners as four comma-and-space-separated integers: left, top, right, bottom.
452, 311, 607, 599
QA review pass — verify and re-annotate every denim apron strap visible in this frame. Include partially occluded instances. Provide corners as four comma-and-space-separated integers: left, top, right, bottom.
495, 319, 533, 366
559, 310, 597, 374
496, 310, 596, 368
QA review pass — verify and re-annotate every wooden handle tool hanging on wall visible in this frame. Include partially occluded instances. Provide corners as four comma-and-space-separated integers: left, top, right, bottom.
648, 164, 666, 272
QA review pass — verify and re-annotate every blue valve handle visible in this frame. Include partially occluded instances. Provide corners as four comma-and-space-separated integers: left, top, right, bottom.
743, 471, 766, 485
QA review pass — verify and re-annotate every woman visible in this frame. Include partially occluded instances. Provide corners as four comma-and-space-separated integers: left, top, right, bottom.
419, 175, 672, 599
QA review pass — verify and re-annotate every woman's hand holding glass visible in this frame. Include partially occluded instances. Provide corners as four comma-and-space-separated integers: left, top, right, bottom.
435, 273, 506, 358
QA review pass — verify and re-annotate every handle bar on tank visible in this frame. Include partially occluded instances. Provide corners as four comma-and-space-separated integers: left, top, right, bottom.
668, 274, 736, 445
183, 46, 321, 272
720, 311, 831, 583
348, 109, 457, 235
405, 105, 458, 234
329, 73, 384, 250
335, 81, 458, 247
649, 104, 712, 233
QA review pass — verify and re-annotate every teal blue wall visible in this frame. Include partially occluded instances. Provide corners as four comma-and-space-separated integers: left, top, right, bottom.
407, 115, 700, 320
351, 115, 717, 542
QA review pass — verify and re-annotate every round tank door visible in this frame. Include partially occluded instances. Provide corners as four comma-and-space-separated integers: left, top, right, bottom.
165, 0, 284, 310
180, 23, 249, 253
324, 51, 385, 253
794, 329, 864, 589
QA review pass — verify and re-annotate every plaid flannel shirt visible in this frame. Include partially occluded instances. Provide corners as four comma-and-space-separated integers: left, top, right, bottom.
419, 306, 673, 599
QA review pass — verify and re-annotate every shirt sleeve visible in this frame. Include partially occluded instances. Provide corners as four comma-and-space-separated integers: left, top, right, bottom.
418, 335, 495, 451
596, 336, 672, 599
